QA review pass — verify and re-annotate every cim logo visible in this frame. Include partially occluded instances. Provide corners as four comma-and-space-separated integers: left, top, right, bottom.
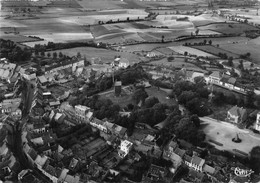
232, 167, 254, 177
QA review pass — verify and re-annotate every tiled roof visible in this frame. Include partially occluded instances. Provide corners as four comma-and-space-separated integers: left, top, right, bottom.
191, 156, 205, 167
228, 106, 247, 118
210, 71, 221, 79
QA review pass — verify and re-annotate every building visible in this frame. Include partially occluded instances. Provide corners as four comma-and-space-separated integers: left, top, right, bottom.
227, 106, 247, 124
22, 68, 37, 81
0, 61, 17, 82
44, 59, 84, 74
119, 140, 133, 158
0, 98, 21, 114
143, 164, 165, 182
208, 71, 222, 85
114, 81, 122, 97
118, 58, 130, 68
185, 155, 205, 172
75, 105, 90, 120
255, 112, 260, 131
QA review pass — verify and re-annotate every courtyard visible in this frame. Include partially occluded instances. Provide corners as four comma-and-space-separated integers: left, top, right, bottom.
201, 117, 260, 155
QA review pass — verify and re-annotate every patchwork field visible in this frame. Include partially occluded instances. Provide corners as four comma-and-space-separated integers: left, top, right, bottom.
47, 47, 142, 64
168, 45, 218, 58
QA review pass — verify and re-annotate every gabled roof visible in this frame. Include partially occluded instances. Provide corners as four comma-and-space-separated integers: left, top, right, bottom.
209, 71, 221, 79
191, 156, 205, 167
228, 106, 247, 118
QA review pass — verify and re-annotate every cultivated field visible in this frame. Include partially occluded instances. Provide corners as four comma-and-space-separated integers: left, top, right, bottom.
221, 41, 260, 63
168, 45, 218, 58
47, 47, 141, 64
150, 57, 207, 72
191, 45, 238, 58
198, 22, 260, 34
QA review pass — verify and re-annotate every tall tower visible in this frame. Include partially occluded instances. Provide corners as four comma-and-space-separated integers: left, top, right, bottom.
255, 112, 260, 131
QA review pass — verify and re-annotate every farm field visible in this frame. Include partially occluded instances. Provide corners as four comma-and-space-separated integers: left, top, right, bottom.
198, 22, 260, 35
191, 45, 238, 58
150, 57, 207, 72
0, 34, 42, 43
168, 45, 218, 58
221, 41, 260, 63
47, 47, 142, 64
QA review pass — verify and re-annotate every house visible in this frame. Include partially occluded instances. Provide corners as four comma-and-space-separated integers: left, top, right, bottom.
119, 140, 133, 158
23, 68, 37, 81
69, 158, 79, 170
227, 106, 247, 124
118, 58, 130, 68
255, 112, 260, 131
90, 118, 107, 132
208, 71, 222, 85
38, 75, 48, 85
75, 105, 90, 120
185, 155, 205, 172
143, 164, 165, 182
220, 75, 236, 90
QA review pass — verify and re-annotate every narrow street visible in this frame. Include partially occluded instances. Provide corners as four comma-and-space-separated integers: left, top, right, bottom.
10, 80, 51, 182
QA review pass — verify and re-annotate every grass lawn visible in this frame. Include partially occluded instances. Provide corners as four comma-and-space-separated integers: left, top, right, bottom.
145, 86, 176, 106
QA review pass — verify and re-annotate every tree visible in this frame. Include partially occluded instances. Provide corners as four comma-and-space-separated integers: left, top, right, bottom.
195, 29, 199, 36
209, 40, 212, 45
238, 60, 244, 70
177, 91, 198, 105
127, 17, 130, 21
77, 52, 81, 58
184, 51, 188, 56
40, 51, 45, 57
203, 39, 207, 45
190, 114, 200, 127
250, 146, 260, 173
228, 56, 233, 66
161, 35, 165, 43
59, 52, 63, 58
246, 52, 251, 58
167, 56, 174, 62
132, 87, 148, 105
144, 97, 159, 108
53, 52, 57, 59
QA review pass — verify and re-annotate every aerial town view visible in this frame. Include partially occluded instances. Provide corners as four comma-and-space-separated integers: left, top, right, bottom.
1, 0, 260, 182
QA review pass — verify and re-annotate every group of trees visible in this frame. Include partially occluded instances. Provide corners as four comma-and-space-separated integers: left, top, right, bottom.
172, 79, 211, 116
160, 105, 205, 147
34, 41, 107, 54
98, 16, 144, 25
0, 39, 32, 63
184, 39, 213, 46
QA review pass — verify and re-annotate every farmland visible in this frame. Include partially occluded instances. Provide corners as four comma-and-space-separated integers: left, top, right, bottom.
198, 22, 260, 35
168, 45, 218, 58
150, 57, 207, 72
47, 47, 142, 64
191, 45, 238, 58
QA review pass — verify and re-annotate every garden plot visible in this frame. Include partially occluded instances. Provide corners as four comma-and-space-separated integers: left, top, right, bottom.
168, 45, 217, 58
